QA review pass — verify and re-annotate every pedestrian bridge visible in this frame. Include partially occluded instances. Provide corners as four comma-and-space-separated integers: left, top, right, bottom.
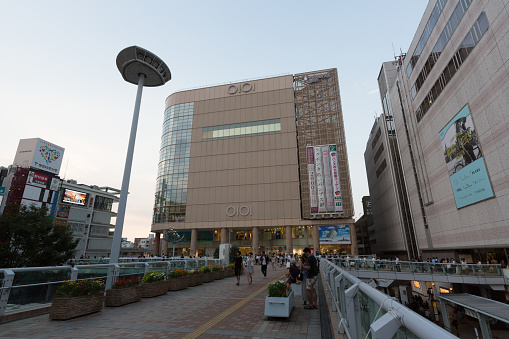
327, 258, 508, 290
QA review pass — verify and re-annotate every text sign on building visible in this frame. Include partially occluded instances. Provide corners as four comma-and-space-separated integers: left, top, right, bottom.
227, 82, 255, 95
27, 171, 49, 188
13, 138, 65, 175
318, 225, 351, 244
306, 144, 343, 214
439, 104, 494, 208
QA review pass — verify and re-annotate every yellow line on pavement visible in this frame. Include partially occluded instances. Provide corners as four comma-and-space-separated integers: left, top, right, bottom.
181, 274, 285, 339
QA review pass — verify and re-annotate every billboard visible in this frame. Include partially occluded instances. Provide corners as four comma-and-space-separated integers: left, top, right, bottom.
27, 171, 49, 188
56, 204, 70, 218
319, 225, 351, 244
306, 144, 343, 214
12, 138, 65, 175
63, 189, 87, 206
439, 105, 494, 208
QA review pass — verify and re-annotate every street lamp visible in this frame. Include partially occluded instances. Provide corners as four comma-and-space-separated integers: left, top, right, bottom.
163, 226, 185, 257
109, 46, 171, 266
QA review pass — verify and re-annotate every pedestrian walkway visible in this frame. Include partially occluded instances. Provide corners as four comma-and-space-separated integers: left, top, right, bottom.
0, 265, 324, 338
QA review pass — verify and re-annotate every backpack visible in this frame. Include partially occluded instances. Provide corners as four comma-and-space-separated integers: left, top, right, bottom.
314, 257, 320, 275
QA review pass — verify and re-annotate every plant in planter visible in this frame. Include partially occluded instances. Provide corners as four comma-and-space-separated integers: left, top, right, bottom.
141, 271, 167, 298
105, 277, 141, 307
226, 263, 235, 277
167, 269, 188, 291
264, 280, 294, 318
200, 266, 214, 283
187, 269, 204, 286
50, 279, 105, 320
211, 265, 224, 280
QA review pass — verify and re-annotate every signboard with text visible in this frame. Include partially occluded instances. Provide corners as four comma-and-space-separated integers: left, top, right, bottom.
319, 225, 351, 244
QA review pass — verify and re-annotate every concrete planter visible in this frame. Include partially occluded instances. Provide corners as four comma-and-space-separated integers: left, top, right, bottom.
167, 277, 188, 291
202, 272, 214, 283
105, 285, 142, 307
50, 293, 104, 320
264, 290, 294, 318
188, 274, 204, 286
141, 280, 168, 298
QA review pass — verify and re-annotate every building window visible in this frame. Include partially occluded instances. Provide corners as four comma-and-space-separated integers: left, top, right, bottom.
202, 119, 281, 141
374, 143, 384, 163
371, 128, 381, 149
416, 12, 489, 122
153, 103, 194, 224
376, 159, 387, 178
406, 0, 448, 78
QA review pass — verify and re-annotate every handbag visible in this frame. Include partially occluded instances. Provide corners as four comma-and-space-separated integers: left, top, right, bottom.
297, 272, 303, 281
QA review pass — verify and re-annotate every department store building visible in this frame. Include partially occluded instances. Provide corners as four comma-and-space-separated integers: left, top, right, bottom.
151, 69, 356, 257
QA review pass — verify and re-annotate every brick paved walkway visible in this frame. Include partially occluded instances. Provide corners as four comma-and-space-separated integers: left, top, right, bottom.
0, 265, 322, 338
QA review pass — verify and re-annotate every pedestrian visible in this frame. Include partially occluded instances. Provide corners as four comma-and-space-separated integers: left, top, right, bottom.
234, 251, 243, 286
245, 252, 254, 284
260, 251, 269, 278
301, 252, 309, 306
271, 257, 276, 271
302, 247, 318, 309
286, 260, 300, 286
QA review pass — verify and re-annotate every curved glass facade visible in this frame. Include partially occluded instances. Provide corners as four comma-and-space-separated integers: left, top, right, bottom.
153, 102, 194, 224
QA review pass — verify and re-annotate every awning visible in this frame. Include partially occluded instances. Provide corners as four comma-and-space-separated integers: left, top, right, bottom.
439, 293, 509, 324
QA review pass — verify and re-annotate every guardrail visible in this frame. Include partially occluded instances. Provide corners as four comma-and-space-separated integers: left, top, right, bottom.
321, 258, 458, 339
0, 258, 226, 316
328, 258, 503, 277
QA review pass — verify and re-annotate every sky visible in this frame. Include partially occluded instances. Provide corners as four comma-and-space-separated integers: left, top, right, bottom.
0, 1, 429, 241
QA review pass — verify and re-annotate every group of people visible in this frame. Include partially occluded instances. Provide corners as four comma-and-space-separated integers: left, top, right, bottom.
233, 248, 321, 310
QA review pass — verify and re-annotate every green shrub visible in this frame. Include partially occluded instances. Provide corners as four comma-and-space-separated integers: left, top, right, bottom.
54, 279, 104, 298
267, 280, 291, 298
199, 266, 211, 273
142, 271, 165, 283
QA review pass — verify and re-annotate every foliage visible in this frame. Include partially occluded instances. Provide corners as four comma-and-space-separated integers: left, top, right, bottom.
213, 247, 219, 259
268, 280, 291, 298
199, 266, 211, 273
228, 263, 234, 270
211, 265, 222, 272
168, 269, 187, 278
111, 277, 140, 290
229, 245, 239, 264
187, 269, 201, 275
141, 271, 165, 283
54, 279, 105, 298
0, 204, 79, 268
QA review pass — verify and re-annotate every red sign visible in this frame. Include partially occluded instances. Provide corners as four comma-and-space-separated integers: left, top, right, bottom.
27, 171, 49, 188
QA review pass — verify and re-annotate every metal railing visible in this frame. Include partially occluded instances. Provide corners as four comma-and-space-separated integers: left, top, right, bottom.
321, 258, 458, 339
0, 258, 226, 316
328, 258, 503, 277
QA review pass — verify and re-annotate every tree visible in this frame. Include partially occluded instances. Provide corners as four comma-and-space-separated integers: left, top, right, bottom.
229, 245, 239, 264
0, 204, 79, 268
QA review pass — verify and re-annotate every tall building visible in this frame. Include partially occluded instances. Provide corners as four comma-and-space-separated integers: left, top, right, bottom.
151, 69, 355, 257
366, 0, 509, 263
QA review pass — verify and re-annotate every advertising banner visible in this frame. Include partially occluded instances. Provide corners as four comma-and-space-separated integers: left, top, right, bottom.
306, 147, 318, 213
63, 189, 87, 205
50, 178, 60, 191
321, 146, 334, 212
27, 171, 49, 188
329, 145, 343, 212
56, 204, 70, 218
314, 146, 326, 212
319, 225, 351, 244
439, 105, 494, 208
32, 139, 65, 175
0, 186, 5, 195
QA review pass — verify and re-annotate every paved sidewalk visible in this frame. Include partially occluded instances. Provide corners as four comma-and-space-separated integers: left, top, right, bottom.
0, 265, 322, 338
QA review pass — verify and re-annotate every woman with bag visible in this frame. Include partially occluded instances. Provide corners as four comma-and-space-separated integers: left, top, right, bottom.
301, 253, 309, 306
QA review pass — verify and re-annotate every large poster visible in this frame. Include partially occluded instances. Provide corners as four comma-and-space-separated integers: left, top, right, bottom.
314, 147, 326, 212
306, 147, 318, 213
319, 225, 351, 244
329, 145, 344, 212
439, 105, 494, 208
321, 146, 334, 212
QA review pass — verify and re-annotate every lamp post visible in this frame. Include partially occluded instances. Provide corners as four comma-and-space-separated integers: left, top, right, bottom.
109, 46, 171, 269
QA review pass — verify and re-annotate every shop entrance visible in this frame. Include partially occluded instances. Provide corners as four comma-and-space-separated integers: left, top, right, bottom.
238, 247, 252, 255
320, 244, 351, 256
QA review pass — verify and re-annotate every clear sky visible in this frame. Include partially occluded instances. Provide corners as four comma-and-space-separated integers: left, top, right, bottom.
0, 1, 429, 241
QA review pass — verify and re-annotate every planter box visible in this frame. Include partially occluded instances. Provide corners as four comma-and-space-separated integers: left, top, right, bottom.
167, 277, 188, 291
202, 272, 214, 283
50, 293, 104, 320
212, 271, 224, 280
141, 280, 168, 298
105, 285, 142, 307
264, 290, 294, 318
188, 274, 204, 286
226, 269, 235, 277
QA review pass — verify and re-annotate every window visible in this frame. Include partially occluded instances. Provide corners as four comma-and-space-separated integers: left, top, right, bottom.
202, 119, 281, 140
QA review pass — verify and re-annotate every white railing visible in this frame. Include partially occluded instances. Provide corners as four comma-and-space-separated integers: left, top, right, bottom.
0, 258, 226, 316
321, 259, 458, 339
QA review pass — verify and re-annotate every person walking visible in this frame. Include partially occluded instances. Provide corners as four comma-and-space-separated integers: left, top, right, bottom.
303, 247, 318, 309
260, 251, 269, 278
234, 251, 243, 286
245, 252, 254, 284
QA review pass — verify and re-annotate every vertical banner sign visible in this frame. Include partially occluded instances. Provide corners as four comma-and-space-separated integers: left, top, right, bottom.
321, 146, 334, 212
439, 104, 494, 208
329, 144, 343, 212
314, 146, 326, 212
80, 194, 96, 257
307, 147, 318, 213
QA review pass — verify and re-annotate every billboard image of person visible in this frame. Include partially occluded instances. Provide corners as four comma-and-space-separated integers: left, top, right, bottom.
439, 105, 494, 208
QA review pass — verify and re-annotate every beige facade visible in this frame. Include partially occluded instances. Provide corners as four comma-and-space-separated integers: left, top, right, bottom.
152, 70, 354, 257
367, 0, 509, 262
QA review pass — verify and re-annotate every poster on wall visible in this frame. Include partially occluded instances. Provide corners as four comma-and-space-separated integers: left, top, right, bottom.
314, 146, 326, 212
439, 104, 494, 208
319, 225, 351, 244
306, 147, 318, 213
321, 146, 334, 212
329, 145, 344, 212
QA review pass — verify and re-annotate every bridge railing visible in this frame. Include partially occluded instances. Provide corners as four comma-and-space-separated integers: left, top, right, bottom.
321, 258, 458, 339
328, 258, 503, 277
0, 258, 226, 317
